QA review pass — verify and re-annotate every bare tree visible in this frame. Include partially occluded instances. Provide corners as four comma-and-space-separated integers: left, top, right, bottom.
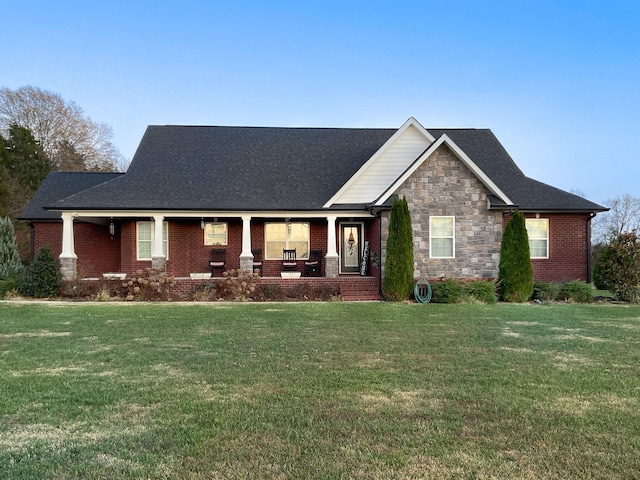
0, 86, 125, 172
592, 194, 640, 244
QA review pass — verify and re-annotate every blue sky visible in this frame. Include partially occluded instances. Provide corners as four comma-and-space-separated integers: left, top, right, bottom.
2, 0, 639, 205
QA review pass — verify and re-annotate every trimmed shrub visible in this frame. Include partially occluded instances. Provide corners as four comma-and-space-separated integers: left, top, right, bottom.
0, 276, 19, 298
533, 281, 561, 302
499, 210, 533, 302
595, 230, 640, 303
560, 280, 593, 303
431, 278, 465, 304
18, 246, 61, 298
0, 216, 23, 277
383, 196, 414, 301
465, 280, 498, 304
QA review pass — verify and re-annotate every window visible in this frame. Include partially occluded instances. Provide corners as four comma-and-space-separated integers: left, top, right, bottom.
430, 216, 455, 258
265, 222, 310, 259
526, 218, 549, 258
204, 222, 228, 245
137, 221, 168, 260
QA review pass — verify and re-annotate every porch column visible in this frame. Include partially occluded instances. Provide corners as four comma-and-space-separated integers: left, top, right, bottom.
151, 215, 166, 270
239, 215, 253, 272
59, 212, 77, 280
325, 215, 339, 278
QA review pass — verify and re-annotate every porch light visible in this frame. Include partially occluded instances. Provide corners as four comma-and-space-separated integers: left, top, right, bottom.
109, 218, 115, 236
201, 217, 205, 229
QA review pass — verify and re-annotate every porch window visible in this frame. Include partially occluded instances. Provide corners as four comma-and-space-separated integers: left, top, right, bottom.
526, 218, 549, 258
137, 221, 168, 260
265, 222, 309, 259
430, 216, 455, 258
204, 222, 228, 245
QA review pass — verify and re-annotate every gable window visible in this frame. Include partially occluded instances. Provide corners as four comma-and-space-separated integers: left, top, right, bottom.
430, 216, 455, 258
204, 222, 228, 245
265, 222, 309, 260
137, 221, 168, 260
526, 218, 549, 259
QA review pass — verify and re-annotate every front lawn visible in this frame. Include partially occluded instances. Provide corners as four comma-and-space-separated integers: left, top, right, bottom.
0, 302, 638, 479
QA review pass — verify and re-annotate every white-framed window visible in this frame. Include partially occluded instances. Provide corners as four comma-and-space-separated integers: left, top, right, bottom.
430, 216, 455, 258
137, 221, 168, 260
204, 222, 228, 245
526, 218, 549, 259
265, 222, 310, 260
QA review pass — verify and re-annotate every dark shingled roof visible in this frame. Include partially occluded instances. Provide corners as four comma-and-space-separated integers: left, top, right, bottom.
19, 172, 124, 220
428, 129, 607, 212
33, 124, 605, 215
47, 126, 396, 211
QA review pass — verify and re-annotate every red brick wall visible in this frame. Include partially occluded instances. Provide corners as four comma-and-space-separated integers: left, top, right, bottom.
32, 221, 120, 277
503, 213, 591, 282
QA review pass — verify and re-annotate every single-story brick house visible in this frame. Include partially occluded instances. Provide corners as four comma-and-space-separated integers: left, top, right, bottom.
20, 117, 607, 299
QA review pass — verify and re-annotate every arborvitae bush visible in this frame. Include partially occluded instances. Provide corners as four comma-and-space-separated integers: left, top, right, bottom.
499, 210, 533, 302
0, 216, 23, 277
560, 280, 593, 303
18, 246, 61, 298
595, 230, 640, 303
383, 196, 414, 301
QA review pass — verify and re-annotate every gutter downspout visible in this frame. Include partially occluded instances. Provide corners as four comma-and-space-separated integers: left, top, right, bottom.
587, 213, 596, 283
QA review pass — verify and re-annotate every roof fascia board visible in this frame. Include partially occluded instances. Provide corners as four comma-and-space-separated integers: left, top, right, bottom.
374, 134, 514, 207
323, 117, 435, 208
43, 210, 375, 219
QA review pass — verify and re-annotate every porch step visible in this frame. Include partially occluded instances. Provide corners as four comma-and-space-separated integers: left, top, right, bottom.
339, 278, 381, 301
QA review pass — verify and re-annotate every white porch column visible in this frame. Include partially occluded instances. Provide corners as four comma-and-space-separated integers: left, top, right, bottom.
151, 215, 166, 270
239, 215, 254, 272
59, 212, 77, 279
241, 216, 252, 257
325, 215, 339, 278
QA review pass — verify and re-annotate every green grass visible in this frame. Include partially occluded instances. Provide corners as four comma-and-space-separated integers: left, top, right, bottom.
0, 302, 639, 479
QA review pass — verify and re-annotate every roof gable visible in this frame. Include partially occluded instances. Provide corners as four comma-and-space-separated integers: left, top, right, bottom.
374, 133, 514, 207
324, 117, 434, 207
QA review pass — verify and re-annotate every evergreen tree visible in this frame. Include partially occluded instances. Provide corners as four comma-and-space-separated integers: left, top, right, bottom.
0, 216, 23, 277
2, 123, 50, 194
499, 210, 534, 302
18, 246, 61, 298
383, 196, 414, 301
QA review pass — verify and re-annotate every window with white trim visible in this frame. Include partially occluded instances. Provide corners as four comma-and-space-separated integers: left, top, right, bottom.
204, 222, 228, 245
430, 216, 455, 258
265, 222, 309, 259
526, 218, 549, 258
137, 221, 168, 260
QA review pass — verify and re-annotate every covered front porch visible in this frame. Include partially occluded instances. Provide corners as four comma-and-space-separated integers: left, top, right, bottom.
56, 210, 381, 285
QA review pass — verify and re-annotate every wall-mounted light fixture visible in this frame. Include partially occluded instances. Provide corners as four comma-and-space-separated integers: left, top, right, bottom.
201, 217, 205, 229
109, 218, 115, 236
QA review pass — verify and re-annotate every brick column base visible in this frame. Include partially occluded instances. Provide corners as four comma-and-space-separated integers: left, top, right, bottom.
59, 257, 77, 280
152, 256, 166, 271
240, 255, 253, 273
325, 255, 339, 278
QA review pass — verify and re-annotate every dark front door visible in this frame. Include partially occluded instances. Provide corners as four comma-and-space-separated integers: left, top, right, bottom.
340, 223, 362, 273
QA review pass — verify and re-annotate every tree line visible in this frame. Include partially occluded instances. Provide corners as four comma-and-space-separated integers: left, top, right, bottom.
0, 85, 126, 258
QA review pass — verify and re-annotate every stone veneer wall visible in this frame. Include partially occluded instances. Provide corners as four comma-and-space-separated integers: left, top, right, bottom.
382, 144, 503, 279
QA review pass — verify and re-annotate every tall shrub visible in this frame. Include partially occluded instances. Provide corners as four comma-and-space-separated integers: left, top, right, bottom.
499, 210, 533, 302
18, 246, 61, 298
383, 196, 414, 301
596, 230, 640, 303
0, 216, 23, 277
